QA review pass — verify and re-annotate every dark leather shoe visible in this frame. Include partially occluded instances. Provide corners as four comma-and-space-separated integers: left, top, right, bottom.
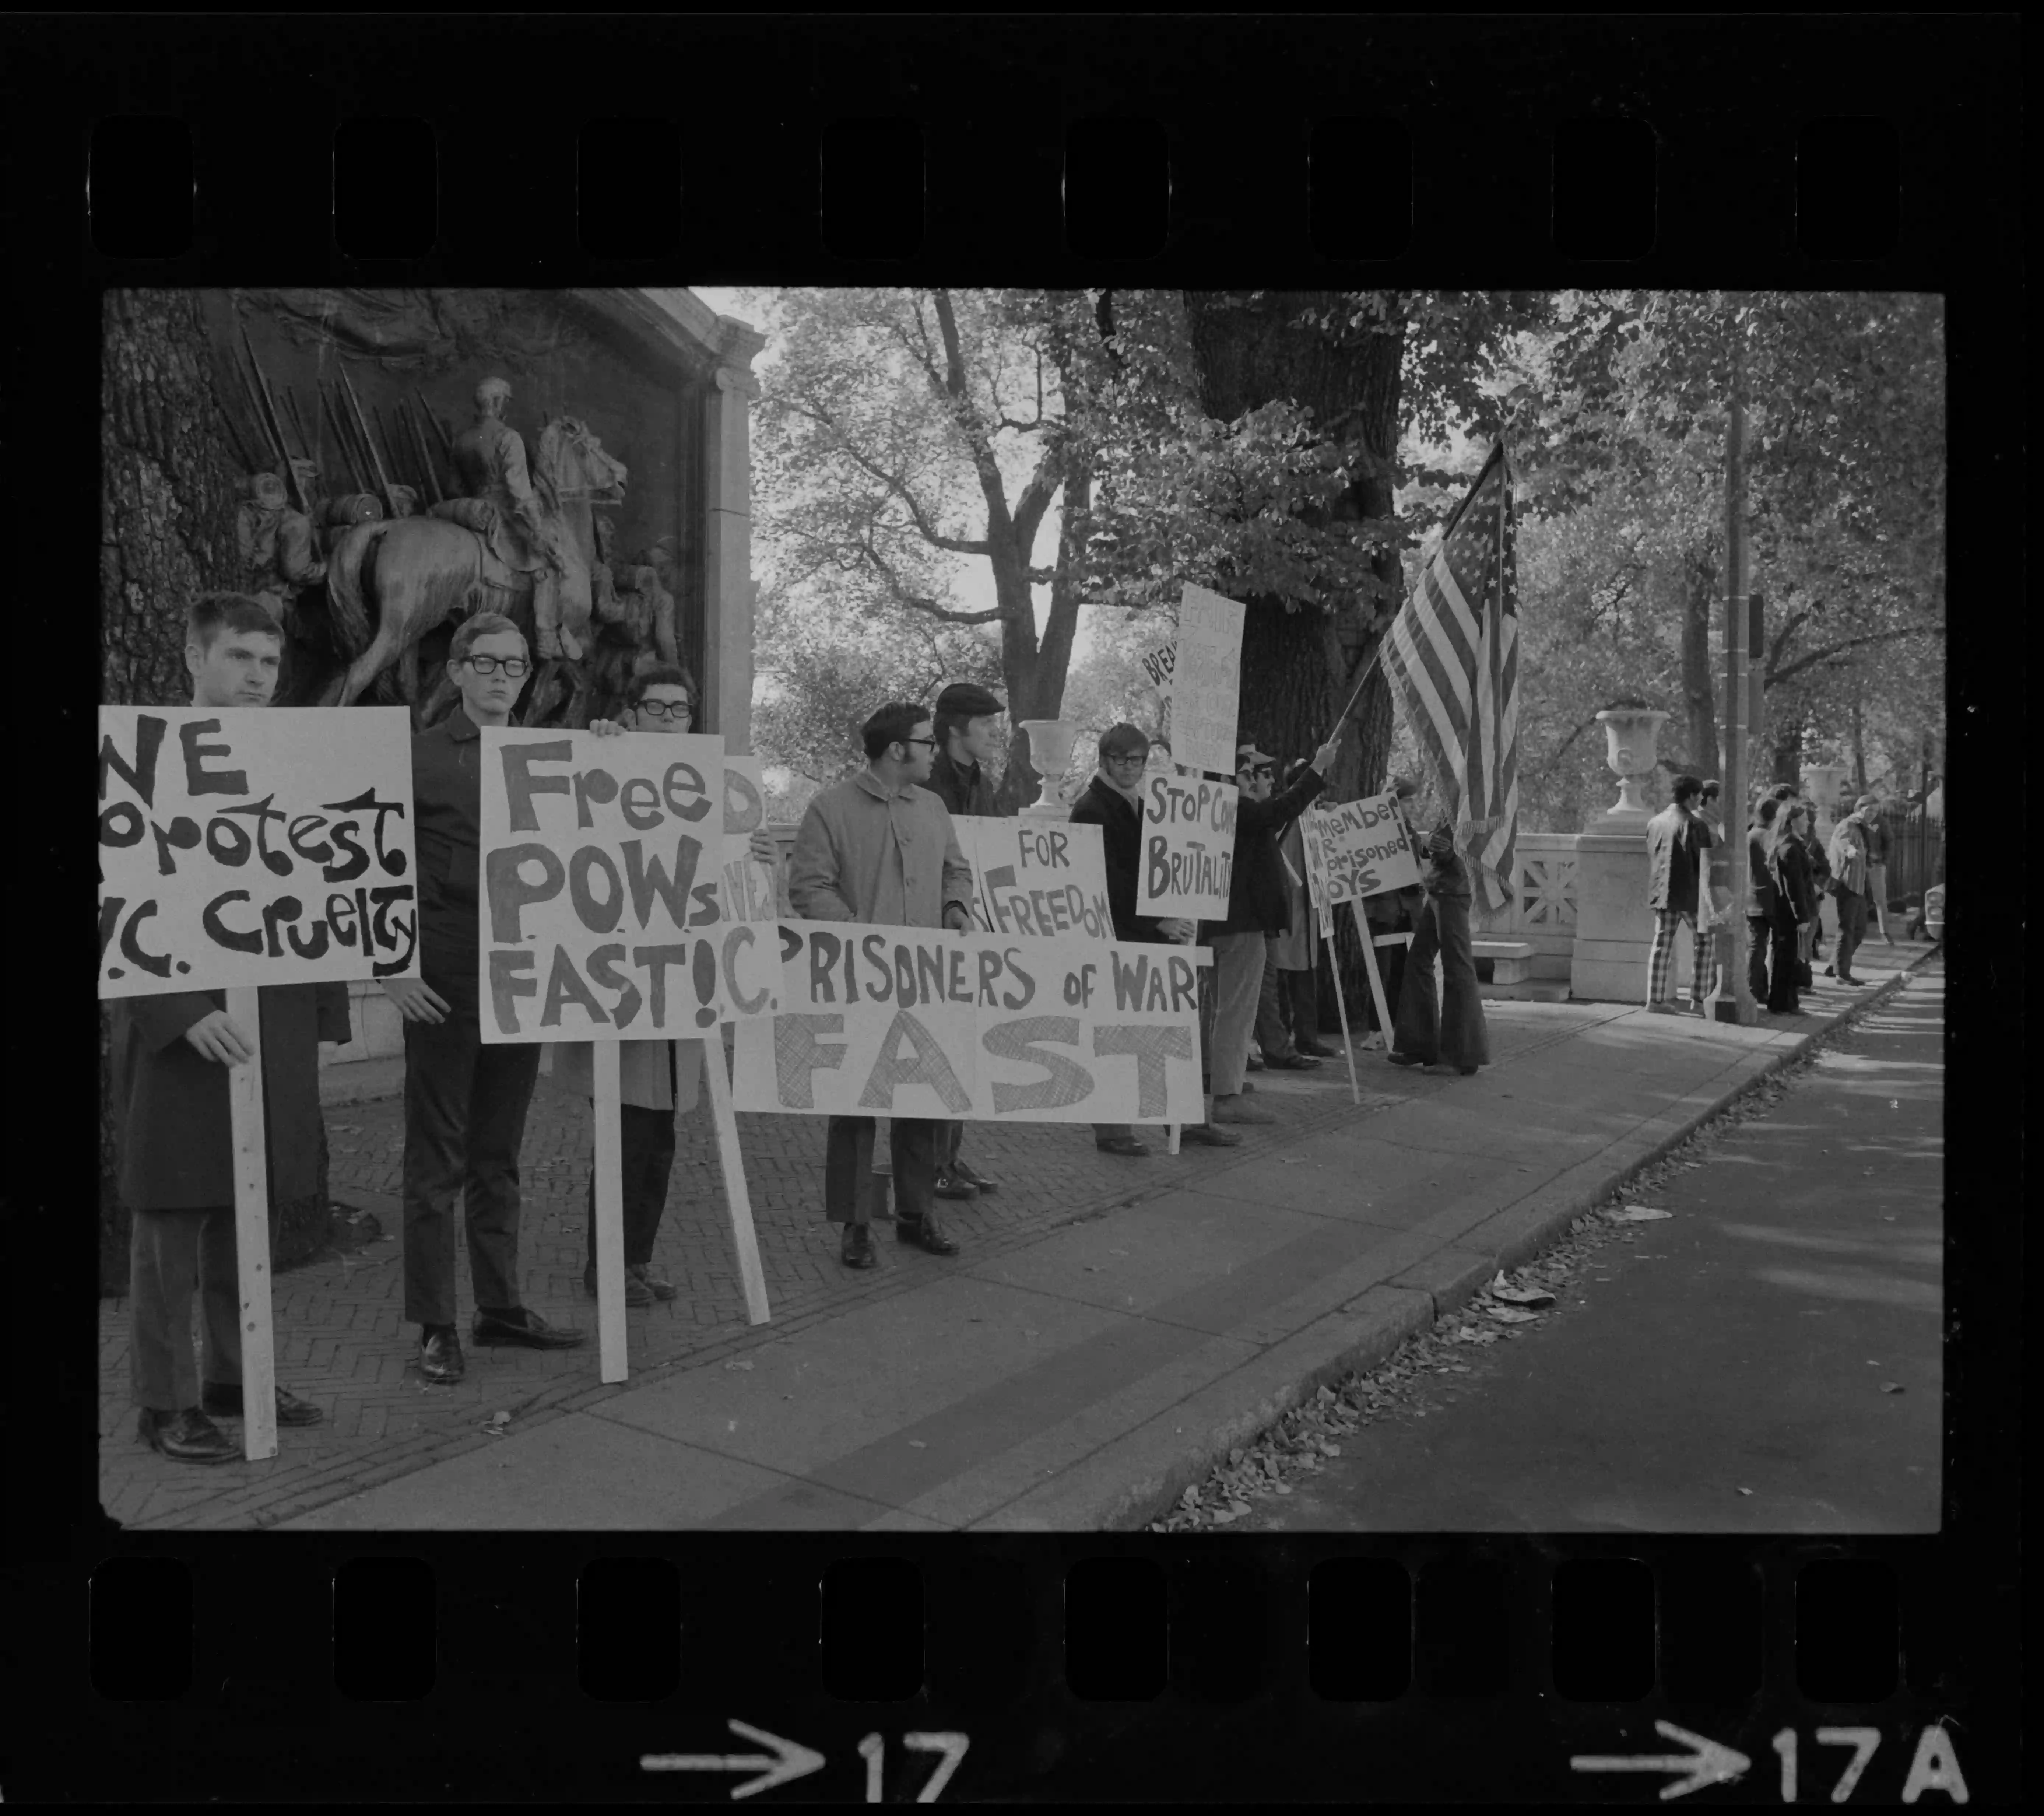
1839, 974, 1866, 986
583, 1265, 655, 1307
1387, 1051, 1427, 1067
1265, 1054, 1323, 1070
632, 1263, 679, 1302
1295, 1040, 1338, 1058
472, 1307, 588, 1349
419, 1327, 466, 1382
1096, 1135, 1152, 1157
138, 1407, 239, 1464
1245, 1052, 1266, 1071
202, 1382, 326, 1426
932, 1171, 978, 1200
1181, 1122, 1243, 1147
951, 1159, 1000, 1193
841, 1223, 878, 1269
897, 1215, 961, 1256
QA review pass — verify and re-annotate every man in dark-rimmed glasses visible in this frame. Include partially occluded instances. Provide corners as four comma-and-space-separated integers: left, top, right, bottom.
384, 611, 587, 1385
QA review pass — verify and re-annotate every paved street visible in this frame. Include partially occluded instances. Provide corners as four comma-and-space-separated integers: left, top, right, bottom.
96, 939, 1935, 1531
1217, 960, 1943, 1533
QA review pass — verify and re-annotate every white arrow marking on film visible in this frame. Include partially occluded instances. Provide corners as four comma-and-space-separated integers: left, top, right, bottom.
1571, 1720, 1752, 1800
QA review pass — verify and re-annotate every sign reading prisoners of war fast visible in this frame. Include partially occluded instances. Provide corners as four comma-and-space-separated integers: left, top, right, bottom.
720, 754, 778, 924
98, 706, 419, 997
951, 816, 1117, 940
1134, 770, 1239, 921
1167, 585, 1246, 777
477, 729, 781, 1041
1300, 790, 1425, 931
731, 922, 1206, 1123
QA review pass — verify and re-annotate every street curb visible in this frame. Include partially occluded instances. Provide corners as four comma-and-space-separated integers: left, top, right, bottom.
1098, 951, 1938, 1531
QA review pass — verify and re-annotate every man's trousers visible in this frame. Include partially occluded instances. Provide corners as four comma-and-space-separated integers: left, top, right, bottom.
826, 1116, 937, 1225
1203, 931, 1267, 1095
583, 1101, 678, 1273
1834, 886, 1868, 977
401, 1007, 542, 1328
1255, 957, 1318, 1060
129, 1205, 241, 1412
1647, 908, 1719, 1007
1392, 893, 1490, 1069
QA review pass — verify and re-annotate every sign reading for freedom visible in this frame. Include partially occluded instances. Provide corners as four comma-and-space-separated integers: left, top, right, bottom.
1168, 585, 1246, 776
732, 922, 1205, 1124
1135, 771, 1239, 920
98, 706, 419, 997
1300, 791, 1425, 929
951, 816, 1117, 940
478, 729, 781, 1042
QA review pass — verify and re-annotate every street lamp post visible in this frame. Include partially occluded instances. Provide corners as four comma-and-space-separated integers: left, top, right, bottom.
1718, 309, 1758, 1026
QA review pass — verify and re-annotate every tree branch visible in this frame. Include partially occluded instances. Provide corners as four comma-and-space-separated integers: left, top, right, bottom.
932, 287, 1018, 536
1766, 623, 1943, 687
851, 527, 1009, 625
779, 397, 992, 556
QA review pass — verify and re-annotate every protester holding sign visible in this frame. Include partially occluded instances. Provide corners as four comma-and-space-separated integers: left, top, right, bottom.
786, 702, 976, 1269
1387, 791, 1492, 1076
1356, 776, 1426, 1037
110, 594, 350, 1463
1255, 758, 1336, 1068
923, 681, 1007, 1202
1070, 722, 1195, 1157
384, 611, 587, 1384
1202, 732, 1342, 1128
563, 667, 780, 1307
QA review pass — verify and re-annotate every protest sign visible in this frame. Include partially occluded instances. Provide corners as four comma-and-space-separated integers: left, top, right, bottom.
1300, 790, 1423, 923
1169, 585, 1246, 776
477, 728, 782, 1042
732, 922, 1205, 1124
951, 815, 1116, 940
1134, 769, 1238, 920
98, 705, 419, 999
721, 754, 779, 923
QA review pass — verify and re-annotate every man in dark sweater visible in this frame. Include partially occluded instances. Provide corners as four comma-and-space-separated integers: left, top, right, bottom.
1203, 732, 1343, 1126
1069, 722, 1194, 1156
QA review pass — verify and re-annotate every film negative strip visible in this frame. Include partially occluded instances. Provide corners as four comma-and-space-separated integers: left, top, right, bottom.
10, 11, 2018, 1805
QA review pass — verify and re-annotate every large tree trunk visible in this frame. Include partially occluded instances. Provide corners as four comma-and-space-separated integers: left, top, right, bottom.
99, 290, 333, 1291
1679, 552, 1721, 783
994, 455, 1089, 814
1180, 289, 1402, 1030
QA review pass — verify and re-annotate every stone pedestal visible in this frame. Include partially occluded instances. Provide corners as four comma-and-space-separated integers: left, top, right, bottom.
1570, 825, 1657, 1003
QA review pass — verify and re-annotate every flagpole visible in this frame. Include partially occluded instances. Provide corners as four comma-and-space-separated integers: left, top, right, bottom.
1719, 308, 1757, 1025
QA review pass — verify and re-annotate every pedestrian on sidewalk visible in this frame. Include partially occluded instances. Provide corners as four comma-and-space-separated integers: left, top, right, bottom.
1255, 758, 1335, 1069
113, 593, 348, 1464
1202, 731, 1343, 1128
1862, 793, 1897, 945
922, 681, 1007, 1203
383, 612, 588, 1386
787, 702, 977, 1268
1823, 795, 1877, 985
1770, 801, 1819, 1012
1069, 722, 1195, 1157
1798, 804, 1834, 966
1386, 795, 1492, 1076
1746, 797, 1789, 1010
566, 669, 781, 1307
1643, 774, 1720, 1015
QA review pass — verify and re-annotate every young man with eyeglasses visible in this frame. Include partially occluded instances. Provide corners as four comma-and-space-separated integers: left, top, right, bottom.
787, 702, 977, 1268
1069, 723, 1197, 1156
566, 668, 780, 1307
383, 611, 587, 1383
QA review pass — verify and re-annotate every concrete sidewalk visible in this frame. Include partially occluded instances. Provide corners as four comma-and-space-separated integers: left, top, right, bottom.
217, 940, 1931, 1533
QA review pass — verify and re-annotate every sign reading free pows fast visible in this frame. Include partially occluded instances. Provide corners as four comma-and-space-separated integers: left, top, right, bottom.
98, 705, 420, 997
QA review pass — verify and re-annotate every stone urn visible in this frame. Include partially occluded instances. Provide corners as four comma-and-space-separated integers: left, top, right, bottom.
1594, 708, 1669, 823
1018, 719, 1079, 819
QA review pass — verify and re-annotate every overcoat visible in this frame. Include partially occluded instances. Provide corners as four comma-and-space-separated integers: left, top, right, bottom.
552, 1037, 704, 1112
1068, 773, 1162, 943
111, 983, 350, 1211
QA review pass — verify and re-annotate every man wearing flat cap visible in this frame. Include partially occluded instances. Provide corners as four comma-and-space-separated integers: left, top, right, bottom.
921, 680, 1008, 1200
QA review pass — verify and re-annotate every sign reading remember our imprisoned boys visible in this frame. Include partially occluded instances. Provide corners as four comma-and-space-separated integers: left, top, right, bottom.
951, 815, 1116, 940
1167, 585, 1246, 777
731, 922, 1205, 1123
1300, 790, 1425, 932
477, 728, 781, 1042
98, 706, 419, 997
1134, 770, 1239, 921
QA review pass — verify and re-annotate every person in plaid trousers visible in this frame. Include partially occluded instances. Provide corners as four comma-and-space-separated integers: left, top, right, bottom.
1644, 774, 1719, 1014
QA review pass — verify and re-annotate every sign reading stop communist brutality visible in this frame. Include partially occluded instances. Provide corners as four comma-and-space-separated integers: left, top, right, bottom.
1134, 770, 1239, 921
477, 729, 781, 1041
98, 705, 420, 997
732, 921, 1206, 1123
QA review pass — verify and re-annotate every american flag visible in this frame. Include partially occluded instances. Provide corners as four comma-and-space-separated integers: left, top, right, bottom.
1382, 440, 1521, 911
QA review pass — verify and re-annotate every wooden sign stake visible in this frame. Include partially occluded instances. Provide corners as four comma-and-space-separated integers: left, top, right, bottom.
224, 985, 278, 1462
1323, 919, 1361, 1104
1349, 901, 1400, 1054
591, 1040, 629, 1384
702, 1034, 771, 1325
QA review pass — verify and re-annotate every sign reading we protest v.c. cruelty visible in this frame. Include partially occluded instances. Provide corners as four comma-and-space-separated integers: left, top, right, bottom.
477, 729, 782, 1041
98, 705, 419, 996
1168, 585, 1246, 778
731, 921, 1206, 1123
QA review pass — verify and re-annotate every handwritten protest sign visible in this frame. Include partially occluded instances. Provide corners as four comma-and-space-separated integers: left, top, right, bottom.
1300, 790, 1423, 929
477, 729, 781, 1042
951, 815, 1116, 940
721, 754, 778, 923
1169, 585, 1246, 776
1134, 770, 1238, 920
98, 706, 419, 998
732, 922, 1204, 1123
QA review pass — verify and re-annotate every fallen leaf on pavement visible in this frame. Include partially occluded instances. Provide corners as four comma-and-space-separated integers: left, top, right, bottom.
1484, 1305, 1540, 1324
1882, 1383, 1906, 1395
1494, 1284, 1557, 1308
723, 1360, 753, 1371
1209, 1508, 1240, 1525
1612, 1205, 1675, 1221
1736, 1487, 1753, 1497
1180, 1486, 1200, 1510
909, 1440, 927, 1448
